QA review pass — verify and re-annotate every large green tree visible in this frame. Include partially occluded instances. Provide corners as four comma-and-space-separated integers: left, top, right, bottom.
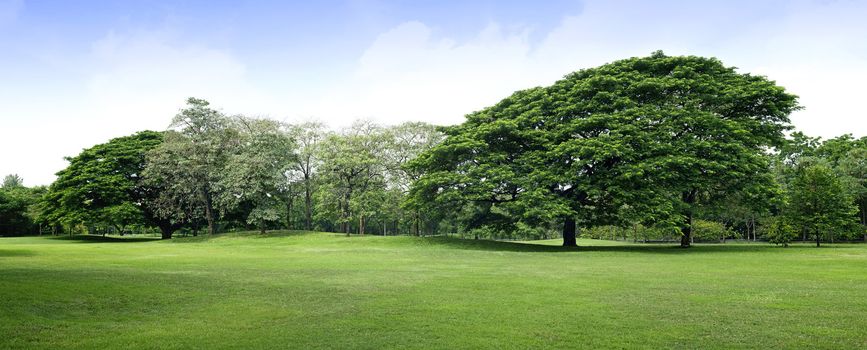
385, 122, 443, 235
143, 98, 238, 236
41, 131, 169, 236
411, 52, 799, 246
316, 121, 387, 235
287, 121, 326, 230
217, 117, 295, 234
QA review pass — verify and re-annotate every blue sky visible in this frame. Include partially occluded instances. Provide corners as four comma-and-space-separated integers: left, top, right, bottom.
2, 0, 867, 185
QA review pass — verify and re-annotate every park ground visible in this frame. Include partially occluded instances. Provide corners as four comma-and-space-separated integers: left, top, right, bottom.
2, 232, 867, 349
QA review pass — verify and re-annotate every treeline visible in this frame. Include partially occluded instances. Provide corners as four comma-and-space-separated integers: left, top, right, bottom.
566, 133, 867, 245
0, 175, 45, 234
2, 52, 865, 246
4, 99, 442, 238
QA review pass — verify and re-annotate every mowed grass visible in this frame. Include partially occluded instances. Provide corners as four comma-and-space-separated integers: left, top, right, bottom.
2, 232, 867, 349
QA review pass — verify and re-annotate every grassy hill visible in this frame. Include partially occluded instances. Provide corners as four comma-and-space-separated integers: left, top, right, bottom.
2, 232, 867, 349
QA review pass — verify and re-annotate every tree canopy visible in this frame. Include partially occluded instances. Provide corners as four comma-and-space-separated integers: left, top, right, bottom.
411, 51, 800, 246
41, 131, 166, 235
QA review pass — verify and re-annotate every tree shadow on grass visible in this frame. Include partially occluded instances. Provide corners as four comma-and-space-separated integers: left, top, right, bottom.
0, 249, 36, 257
168, 230, 318, 243
49, 235, 160, 243
419, 236, 840, 254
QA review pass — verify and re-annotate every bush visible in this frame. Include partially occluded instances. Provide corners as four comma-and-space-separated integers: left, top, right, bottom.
766, 218, 797, 247
692, 220, 738, 242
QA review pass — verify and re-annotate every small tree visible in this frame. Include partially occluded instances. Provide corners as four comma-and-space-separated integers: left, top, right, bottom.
765, 217, 797, 247
2, 174, 24, 189
789, 164, 857, 246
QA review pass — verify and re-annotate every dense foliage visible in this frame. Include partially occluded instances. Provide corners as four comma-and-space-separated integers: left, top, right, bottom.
3, 52, 864, 246
410, 51, 801, 246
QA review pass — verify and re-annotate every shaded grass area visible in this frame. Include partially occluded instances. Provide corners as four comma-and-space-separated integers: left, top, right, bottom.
2, 232, 867, 349
49, 235, 162, 243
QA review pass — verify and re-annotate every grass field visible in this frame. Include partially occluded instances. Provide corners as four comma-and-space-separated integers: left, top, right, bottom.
2, 231, 867, 349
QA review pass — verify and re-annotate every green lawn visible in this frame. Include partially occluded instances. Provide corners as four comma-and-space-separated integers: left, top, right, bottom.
2, 232, 867, 349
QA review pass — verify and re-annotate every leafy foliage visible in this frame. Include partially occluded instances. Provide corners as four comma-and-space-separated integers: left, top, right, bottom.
41, 131, 164, 235
765, 217, 797, 247
411, 51, 799, 246
788, 164, 857, 246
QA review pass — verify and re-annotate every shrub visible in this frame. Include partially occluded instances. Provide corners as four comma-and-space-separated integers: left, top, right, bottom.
766, 218, 797, 247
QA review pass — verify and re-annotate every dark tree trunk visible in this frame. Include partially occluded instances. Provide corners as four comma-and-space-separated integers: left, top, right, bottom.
158, 223, 174, 239
343, 189, 352, 236
260, 220, 267, 235
203, 189, 216, 235
816, 228, 821, 247
860, 202, 866, 241
562, 216, 577, 247
680, 220, 692, 247
680, 189, 697, 248
286, 196, 293, 230
304, 177, 313, 230
414, 210, 421, 237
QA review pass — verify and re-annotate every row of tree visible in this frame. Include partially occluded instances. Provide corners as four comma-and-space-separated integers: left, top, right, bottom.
13, 98, 442, 239
2, 52, 864, 247
0, 175, 45, 234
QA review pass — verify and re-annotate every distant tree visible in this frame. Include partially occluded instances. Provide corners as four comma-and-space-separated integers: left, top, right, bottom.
385, 122, 443, 235
789, 164, 857, 246
765, 217, 797, 247
287, 121, 326, 230
317, 121, 386, 235
0, 187, 31, 235
217, 117, 295, 234
143, 98, 238, 235
837, 145, 867, 240
1, 174, 24, 189
41, 131, 168, 236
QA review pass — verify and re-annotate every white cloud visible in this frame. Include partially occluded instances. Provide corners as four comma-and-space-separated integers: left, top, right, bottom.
0, 29, 273, 185
308, 0, 867, 138
299, 21, 538, 126
84, 29, 274, 128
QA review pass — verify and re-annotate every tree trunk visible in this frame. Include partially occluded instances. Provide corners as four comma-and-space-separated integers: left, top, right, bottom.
304, 175, 313, 230
412, 210, 421, 237
203, 189, 216, 235
343, 190, 352, 236
562, 216, 577, 247
816, 228, 821, 247
860, 202, 866, 241
158, 222, 174, 239
680, 190, 696, 248
680, 217, 692, 247
286, 196, 293, 230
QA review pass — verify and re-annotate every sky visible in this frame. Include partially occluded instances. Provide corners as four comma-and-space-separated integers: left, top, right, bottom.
2, 0, 866, 186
